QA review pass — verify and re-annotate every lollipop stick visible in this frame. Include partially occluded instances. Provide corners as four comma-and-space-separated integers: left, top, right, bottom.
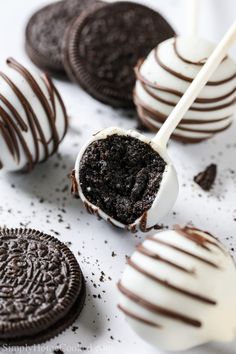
186, 0, 199, 36
152, 21, 236, 147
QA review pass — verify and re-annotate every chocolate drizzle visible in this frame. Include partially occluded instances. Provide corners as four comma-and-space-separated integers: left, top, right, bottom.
118, 304, 162, 328
127, 258, 216, 305
134, 93, 233, 125
155, 41, 236, 85
136, 244, 195, 274
135, 61, 236, 103
136, 105, 213, 144
134, 38, 236, 142
118, 281, 202, 327
174, 225, 225, 254
173, 39, 207, 66
146, 236, 219, 268
142, 83, 236, 112
117, 226, 225, 330
71, 169, 79, 198
0, 58, 67, 171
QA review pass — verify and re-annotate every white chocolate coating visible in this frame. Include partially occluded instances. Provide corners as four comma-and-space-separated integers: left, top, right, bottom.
73, 127, 178, 232
134, 36, 236, 143
0, 58, 67, 172
118, 226, 236, 351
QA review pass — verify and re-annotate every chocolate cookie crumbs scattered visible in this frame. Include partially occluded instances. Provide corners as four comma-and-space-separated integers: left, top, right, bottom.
79, 134, 166, 224
194, 164, 217, 191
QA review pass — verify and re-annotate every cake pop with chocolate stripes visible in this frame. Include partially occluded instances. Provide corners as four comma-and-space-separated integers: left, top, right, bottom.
0, 58, 67, 172
118, 225, 236, 351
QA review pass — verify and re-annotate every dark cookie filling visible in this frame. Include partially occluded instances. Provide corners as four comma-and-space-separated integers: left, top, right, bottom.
79, 134, 166, 225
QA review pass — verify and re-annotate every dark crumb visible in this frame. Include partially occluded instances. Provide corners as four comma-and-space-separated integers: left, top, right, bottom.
72, 326, 78, 333
99, 271, 105, 282
19, 221, 31, 228
50, 229, 60, 236
79, 134, 166, 224
154, 224, 164, 230
53, 349, 64, 354
61, 185, 69, 193
111, 251, 117, 257
194, 164, 217, 191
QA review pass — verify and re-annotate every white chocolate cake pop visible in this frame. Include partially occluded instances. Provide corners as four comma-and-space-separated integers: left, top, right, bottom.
118, 225, 236, 351
0, 58, 68, 172
134, 36, 236, 143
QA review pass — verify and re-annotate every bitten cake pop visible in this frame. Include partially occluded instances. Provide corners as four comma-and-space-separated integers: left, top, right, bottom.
134, 36, 236, 143
71, 23, 236, 231
0, 58, 68, 172
72, 127, 178, 232
118, 225, 236, 351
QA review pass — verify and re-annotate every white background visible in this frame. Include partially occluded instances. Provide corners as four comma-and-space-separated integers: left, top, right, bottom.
0, 0, 236, 353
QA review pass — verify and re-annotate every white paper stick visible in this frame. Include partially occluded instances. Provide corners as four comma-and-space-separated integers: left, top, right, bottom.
186, 0, 199, 36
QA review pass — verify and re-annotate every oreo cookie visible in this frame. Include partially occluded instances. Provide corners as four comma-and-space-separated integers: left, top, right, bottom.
63, 1, 175, 107
0, 228, 85, 345
25, 0, 99, 75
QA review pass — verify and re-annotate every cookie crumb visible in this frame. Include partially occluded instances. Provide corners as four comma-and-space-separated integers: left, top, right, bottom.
194, 164, 217, 191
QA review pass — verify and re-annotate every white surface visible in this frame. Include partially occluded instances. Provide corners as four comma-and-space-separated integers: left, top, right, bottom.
0, 0, 236, 353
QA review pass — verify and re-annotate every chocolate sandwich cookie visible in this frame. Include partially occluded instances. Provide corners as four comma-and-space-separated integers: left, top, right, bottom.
0, 228, 85, 345
63, 1, 175, 107
25, 0, 99, 75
